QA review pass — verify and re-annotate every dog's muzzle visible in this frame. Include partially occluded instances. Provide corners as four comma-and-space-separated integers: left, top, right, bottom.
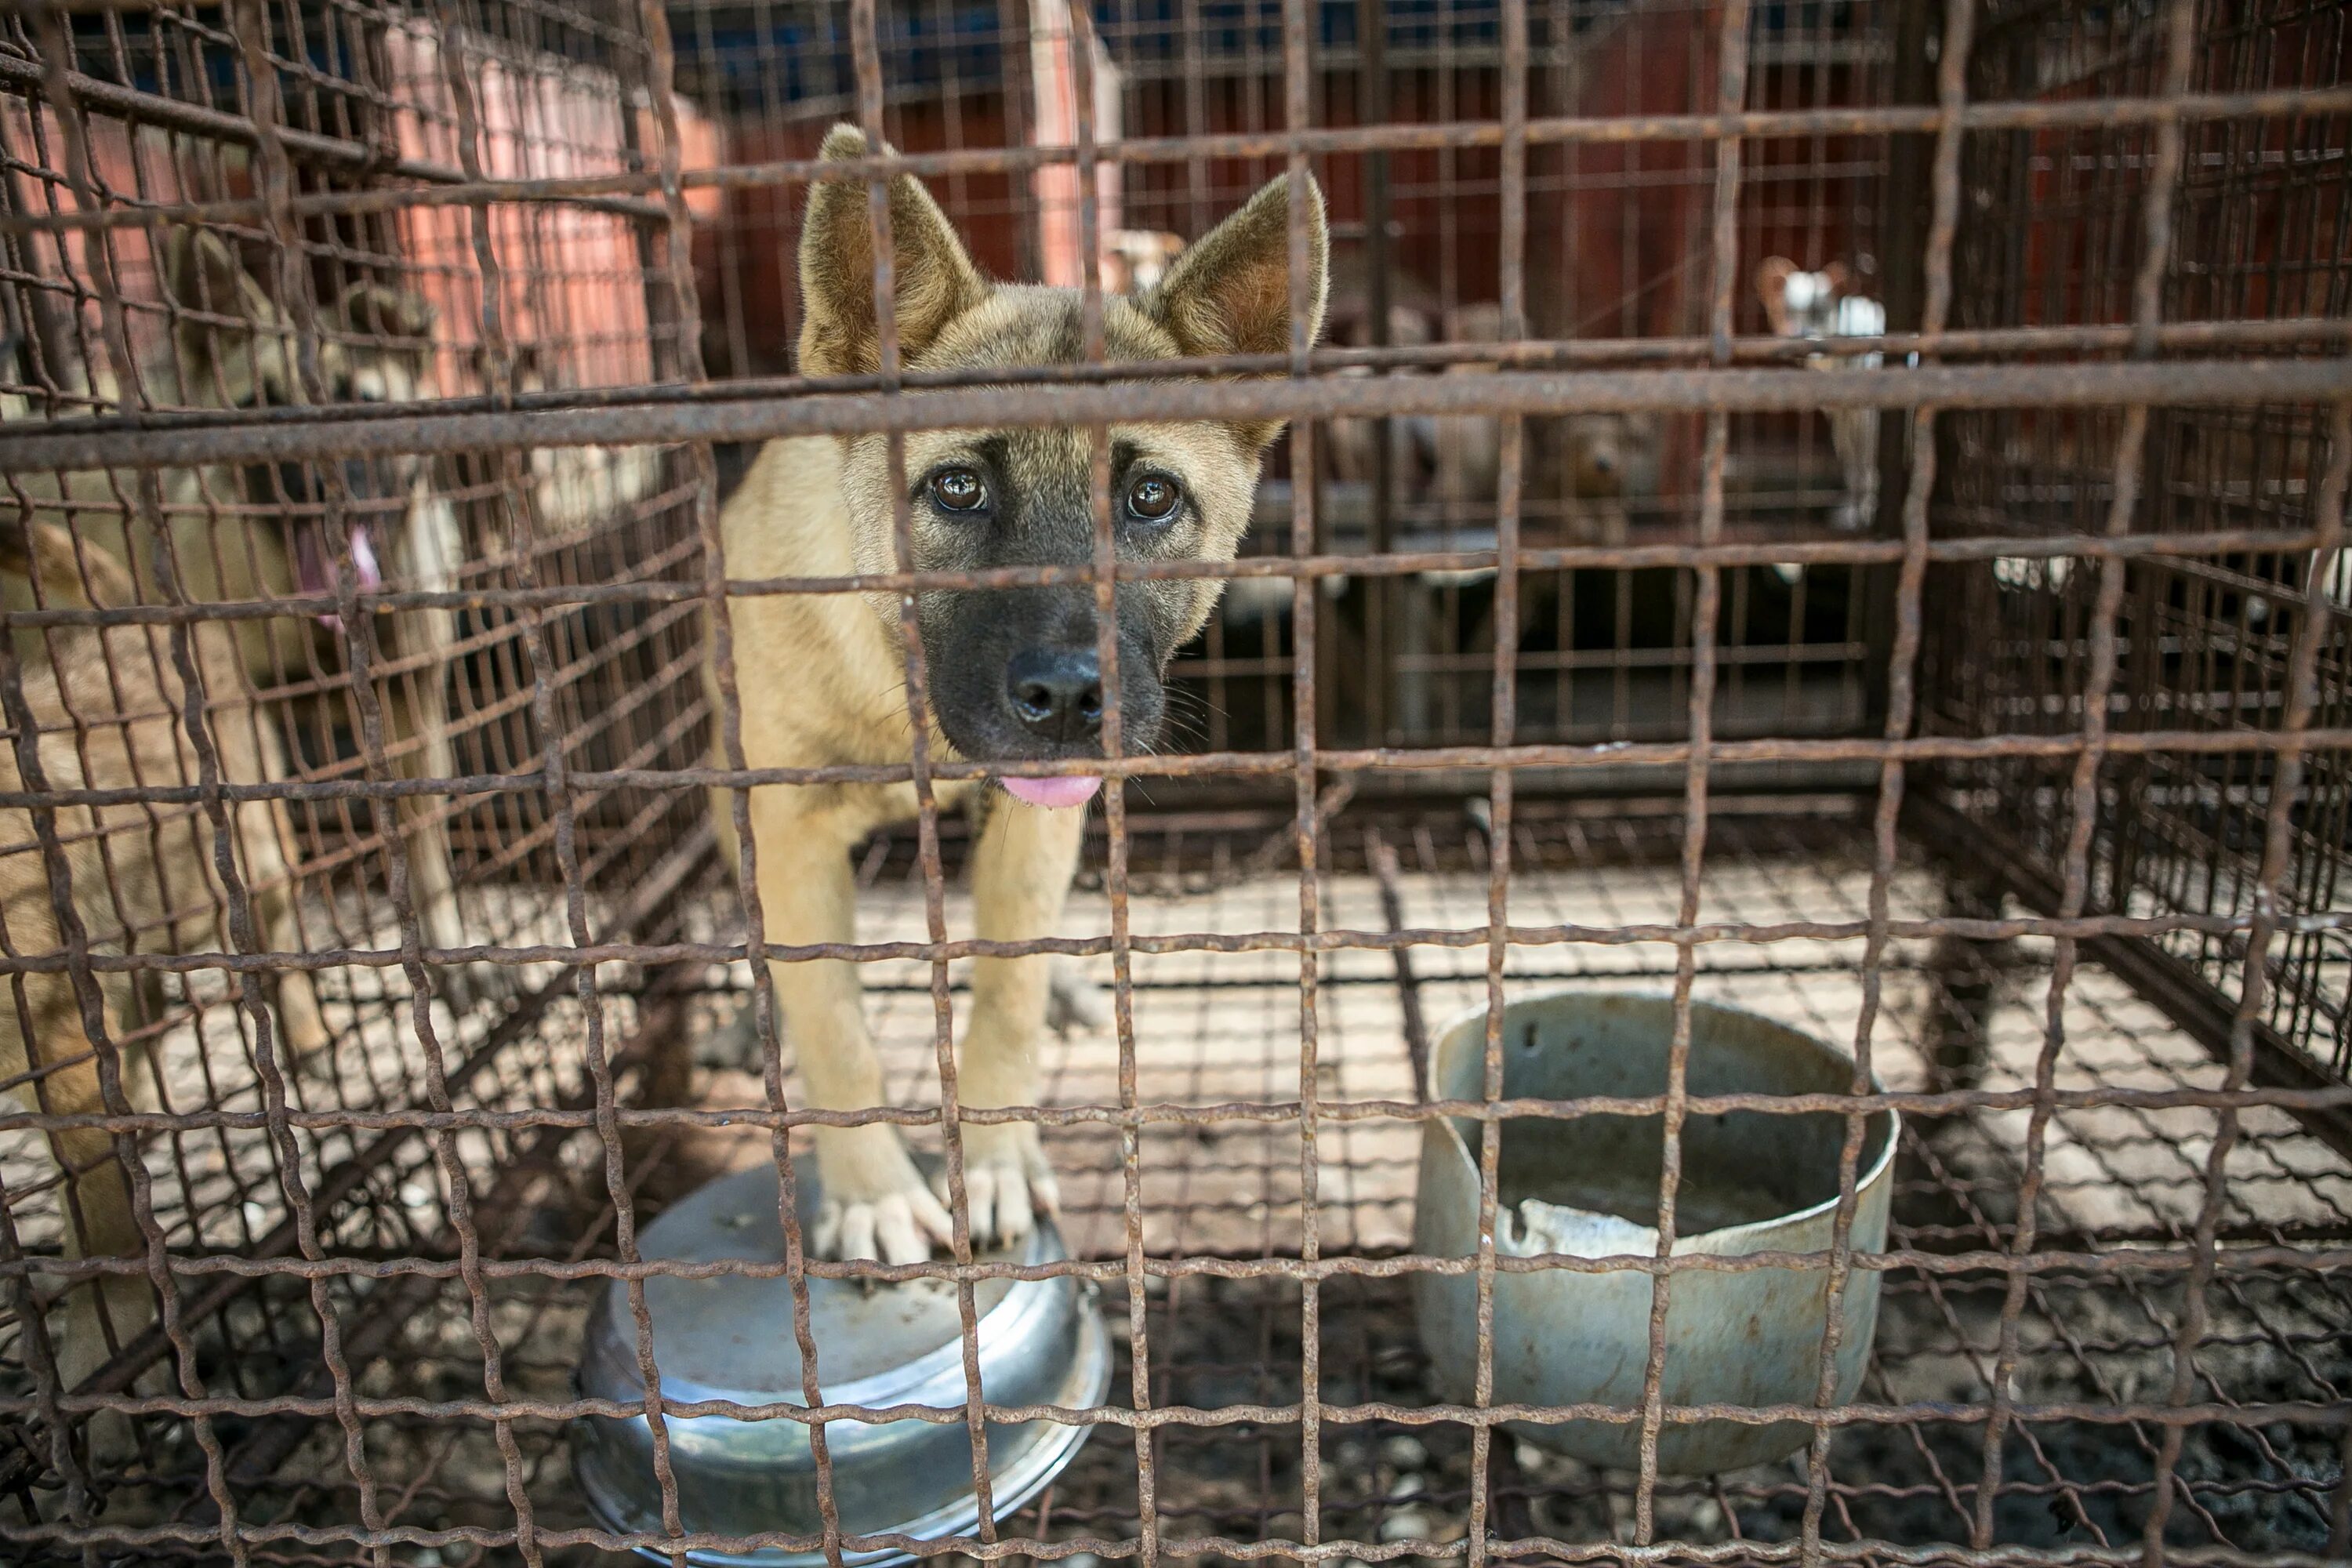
999, 645, 1105, 808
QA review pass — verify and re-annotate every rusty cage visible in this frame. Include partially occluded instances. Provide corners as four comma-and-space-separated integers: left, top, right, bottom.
0, 0, 2348, 1562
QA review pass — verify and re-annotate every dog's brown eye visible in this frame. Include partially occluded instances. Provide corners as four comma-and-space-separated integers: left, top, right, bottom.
930, 466, 988, 513
1127, 473, 1180, 522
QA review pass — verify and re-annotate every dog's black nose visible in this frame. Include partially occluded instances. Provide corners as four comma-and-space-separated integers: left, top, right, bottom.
1005, 647, 1103, 742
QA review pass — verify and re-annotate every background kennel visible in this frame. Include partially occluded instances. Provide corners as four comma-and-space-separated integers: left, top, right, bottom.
0, 0, 2347, 1563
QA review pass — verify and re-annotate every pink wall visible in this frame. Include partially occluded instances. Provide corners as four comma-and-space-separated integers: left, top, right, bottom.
387, 20, 717, 397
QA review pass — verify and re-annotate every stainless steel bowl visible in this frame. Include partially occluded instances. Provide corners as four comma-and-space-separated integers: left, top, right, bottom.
572, 1161, 1109, 1566
1413, 989, 1898, 1474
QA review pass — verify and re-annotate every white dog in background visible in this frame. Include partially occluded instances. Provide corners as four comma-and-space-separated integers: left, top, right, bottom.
1758, 257, 1887, 538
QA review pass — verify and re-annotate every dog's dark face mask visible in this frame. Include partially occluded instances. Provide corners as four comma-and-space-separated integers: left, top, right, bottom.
794, 125, 1327, 803
895, 430, 1232, 772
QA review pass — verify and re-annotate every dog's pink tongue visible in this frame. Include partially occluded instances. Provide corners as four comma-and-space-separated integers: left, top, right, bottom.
1002, 775, 1102, 809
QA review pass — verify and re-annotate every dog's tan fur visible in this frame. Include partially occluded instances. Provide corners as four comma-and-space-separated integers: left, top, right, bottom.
0, 521, 324, 1408
4, 229, 477, 1000
707, 126, 1324, 1261
0, 235, 477, 1417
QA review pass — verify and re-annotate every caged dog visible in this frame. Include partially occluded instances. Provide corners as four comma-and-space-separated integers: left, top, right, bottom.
706, 125, 1326, 1263
0, 520, 325, 1410
1755, 256, 1888, 536
5, 227, 476, 1001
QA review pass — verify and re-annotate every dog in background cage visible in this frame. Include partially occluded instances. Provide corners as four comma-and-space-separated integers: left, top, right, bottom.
2, 228, 481, 1008
0, 519, 326, 1437
705, 125, 1325, 1263
1756, 256, 1886, 541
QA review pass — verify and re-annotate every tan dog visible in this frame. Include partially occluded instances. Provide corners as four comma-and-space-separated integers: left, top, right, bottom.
1556, 410, 1662, 546
0, 521, 324, 1410
707, 125, 1325, 1261
4, 229, 477, 1000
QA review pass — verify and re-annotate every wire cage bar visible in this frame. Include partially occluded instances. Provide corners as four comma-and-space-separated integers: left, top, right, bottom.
0, 0, 2344, 1564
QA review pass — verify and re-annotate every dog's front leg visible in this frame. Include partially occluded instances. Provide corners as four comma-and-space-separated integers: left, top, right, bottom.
753, 787, 953, 1263
948, 793, 1087, 1246
390, 488, 479, 1006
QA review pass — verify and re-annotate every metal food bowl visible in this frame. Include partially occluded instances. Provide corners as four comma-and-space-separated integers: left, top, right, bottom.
1413, 989, 1898, 1475
572, 1161, 1109, 1566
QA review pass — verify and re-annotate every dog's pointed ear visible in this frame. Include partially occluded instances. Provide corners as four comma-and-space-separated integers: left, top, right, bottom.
1143, 171, 1327, 449
1755, 256, 1798, 336
799, 123, 987, 378
165, 227, 290, 405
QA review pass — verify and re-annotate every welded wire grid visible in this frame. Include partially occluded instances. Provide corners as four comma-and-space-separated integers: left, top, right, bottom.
0, 0, 2346, 1564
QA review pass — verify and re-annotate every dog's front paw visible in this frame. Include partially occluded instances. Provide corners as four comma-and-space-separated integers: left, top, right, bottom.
811, 1125, 954, 1263
942, 1122, 1060, 1248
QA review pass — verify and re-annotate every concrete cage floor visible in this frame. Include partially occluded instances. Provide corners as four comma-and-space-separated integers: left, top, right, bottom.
4, 801, 2347, 1563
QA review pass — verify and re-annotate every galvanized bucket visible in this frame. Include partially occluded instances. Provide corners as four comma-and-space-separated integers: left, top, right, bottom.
1413, 989, 1898, 1474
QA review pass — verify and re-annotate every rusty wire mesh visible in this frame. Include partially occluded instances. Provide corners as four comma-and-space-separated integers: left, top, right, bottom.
0, 0, 2347, 1563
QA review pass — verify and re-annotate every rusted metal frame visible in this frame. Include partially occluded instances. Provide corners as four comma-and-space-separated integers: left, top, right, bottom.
1800, 4, 1976, 1559
17, 1069, 2352, 1156
12, 860, 2352, 993
1360, 0, 1393, 746
18, 5, 250, 1551
1632, 0, 1750, 1539
17, 358, 2352, 472
1467, 4, 1530, 1566
1971, 2, 2205, 1541
22, 1367, 2352, 1448
1859, 0, 1937, 731
1056, 5, 1124, 1556
24, 1515, 2352, 1568
0, 522, 2333, 633
1053, 9, 1159, 1564
15, 1220, 2352, 1305
405, 4, 563, 1559
843, 3, 999, 1557
10, 78, 2352, 241
635, 0, 840, 1560
1273, 0, 1330, 1554
17, 314, 2350, 434
2143, 399, 2352, 1562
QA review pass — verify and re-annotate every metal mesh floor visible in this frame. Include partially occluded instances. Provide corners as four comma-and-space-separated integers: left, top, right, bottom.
27, 807, 2339, 1563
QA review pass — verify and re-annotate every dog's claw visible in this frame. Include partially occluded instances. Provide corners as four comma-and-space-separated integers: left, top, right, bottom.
945, 1123, 1059, 1248
811, 1125, 956, 1263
